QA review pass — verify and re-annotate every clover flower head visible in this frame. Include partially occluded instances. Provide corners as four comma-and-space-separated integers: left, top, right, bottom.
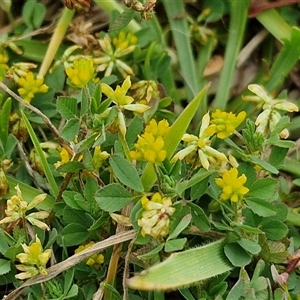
131, 80, 159, 103
210, 109, 246, 139
130, 119, 169, 163
244, 84, 298, 138
65, 56, 95, 88
172, 112, 227, 170
94, 32, 137, 77
17, 72, 48, 103
0, 51, 9, 80
75, 241, 104, 266
138, 193, 175, 239
0, 185, 49, 230
6, 62, 37, 83
15, 235, 51, 279
215, 167, 249, 202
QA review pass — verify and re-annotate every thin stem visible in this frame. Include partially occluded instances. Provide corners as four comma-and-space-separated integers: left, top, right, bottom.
38, 8, 75, 78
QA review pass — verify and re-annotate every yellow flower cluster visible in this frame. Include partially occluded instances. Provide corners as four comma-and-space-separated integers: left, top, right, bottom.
130, 119, 170, 163
17, 72, 49, 103
210, 109, 246, 139
15, 235, 51, 280
75, 241, 104, 266
0, 185, 49, 230
215, 167, 249, 202
65, 57, 95, 88
138, 193, 175, 239
0, 52, 9, 81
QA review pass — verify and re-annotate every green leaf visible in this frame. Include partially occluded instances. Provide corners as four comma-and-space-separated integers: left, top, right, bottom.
266, 27, 300, 91
261, 219, 288, 240
57, 97, 78, 119
268, 146, 288, 168
226, 279, 245, 299
245, 198, 277, 217
164, 238, 187, 252
224, 243, 251, 267
0, 259, 11, 276
64, 268, 75, 294
4, 134, 17, 158
109, 155, 144, 192
126, 115, 143, 147
188, 203, 210, 232
167, 214, 192, 240
95, 183, 132, 212
63, 207, 93, 225
248, 155, 279, 174
247, 178, 277, 201
0, 97, 11, 145
57, 161, 84, 173
137, 244, 164, 260
61, 118, 80, 141
65, 285, 78, 298
237, 238, 261, 255
127, 239, 233, 290
109, 8, 136, 31
60, 223, 90, 246
176, 169, 214, 195
32, 3, 46, 28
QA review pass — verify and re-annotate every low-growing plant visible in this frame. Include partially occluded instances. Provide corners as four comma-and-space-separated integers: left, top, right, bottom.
1, 1, 300, 299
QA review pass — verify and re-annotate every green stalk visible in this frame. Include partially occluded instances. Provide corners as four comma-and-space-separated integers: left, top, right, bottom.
256, 9, 291, 42
38, 8, 74, 78
213, 0, 249, 110
20, 111, 59, 197
161, 0, 200, 101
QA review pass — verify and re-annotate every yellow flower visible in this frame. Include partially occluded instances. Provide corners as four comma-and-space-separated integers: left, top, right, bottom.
0, 52, 9, 81
93, 145, 110, 170
0, 185, 49, 230
215, 167, 249, 202
130, 119, 169, 163
15, 235, 51, 279
54, 147, 71, 169
138, 193, 175, 239
172, 112, 227, 170
210, 109, 246, 139
101, 76, 150, 137
244, 84, 298, 138
74, 241, 104, 267
65, 57, 95, 88
94, 32, 137, 78
17, 72, 48, 103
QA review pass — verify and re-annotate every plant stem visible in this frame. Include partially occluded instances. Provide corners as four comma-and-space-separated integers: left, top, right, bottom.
213, 0, 249, 110
38, 8, 74, 78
